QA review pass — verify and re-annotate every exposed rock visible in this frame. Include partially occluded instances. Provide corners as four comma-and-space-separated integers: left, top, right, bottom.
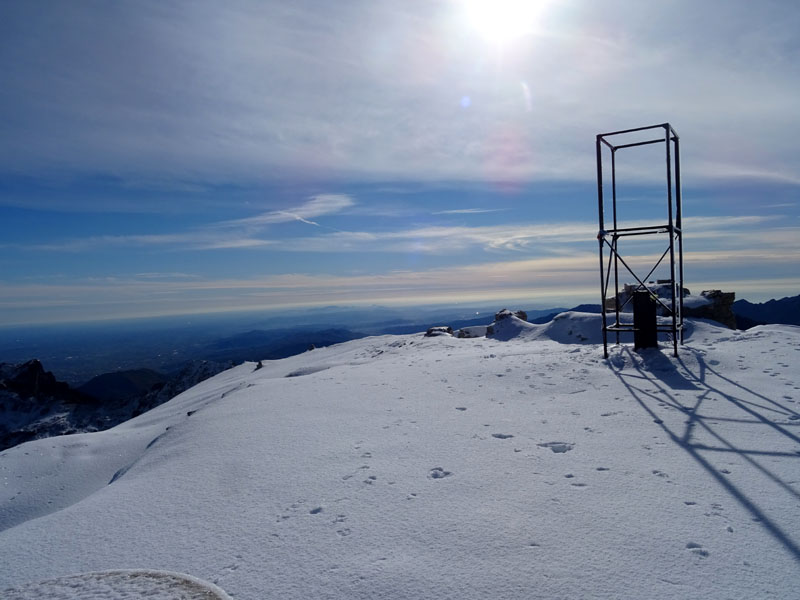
0, 359, 231, 451
0, 359, 86, 403
0, 360, 98, 451
424, 326, 453, 337
685, 290, 736, 329
494, 309, 528, 322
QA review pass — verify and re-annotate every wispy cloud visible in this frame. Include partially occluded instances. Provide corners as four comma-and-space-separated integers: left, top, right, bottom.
219, 194, 354, 228
206, 215, 785, 255
23, 194, 355, 252
20, 213, 792, 260
2, 2, 798, 187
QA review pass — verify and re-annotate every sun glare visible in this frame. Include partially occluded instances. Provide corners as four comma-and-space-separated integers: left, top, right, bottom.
465, 0, 549, 43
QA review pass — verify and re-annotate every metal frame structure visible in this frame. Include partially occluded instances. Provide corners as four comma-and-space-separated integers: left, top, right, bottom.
596, 123, 684, 358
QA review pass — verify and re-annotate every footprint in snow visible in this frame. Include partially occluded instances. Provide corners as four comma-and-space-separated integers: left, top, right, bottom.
538, 442, 574, 453
429, 467, 452, 479
686, 542, 709, 557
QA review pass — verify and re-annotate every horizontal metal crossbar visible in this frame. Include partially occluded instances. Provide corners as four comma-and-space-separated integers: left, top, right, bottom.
606, 224, 670, 234
598, 123, 670, 137
613, 138, 665, 150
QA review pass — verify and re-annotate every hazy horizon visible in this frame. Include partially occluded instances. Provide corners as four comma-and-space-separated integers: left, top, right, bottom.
0, 284, 793, 331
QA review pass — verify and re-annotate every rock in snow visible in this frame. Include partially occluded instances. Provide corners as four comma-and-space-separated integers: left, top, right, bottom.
424, 326, 453, 337
1, 313, 799, 599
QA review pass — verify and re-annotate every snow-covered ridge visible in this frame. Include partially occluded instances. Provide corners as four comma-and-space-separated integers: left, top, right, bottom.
2, 313, 799, 599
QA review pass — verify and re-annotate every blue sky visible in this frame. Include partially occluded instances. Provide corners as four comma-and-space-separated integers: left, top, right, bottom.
1, 0, 799, 325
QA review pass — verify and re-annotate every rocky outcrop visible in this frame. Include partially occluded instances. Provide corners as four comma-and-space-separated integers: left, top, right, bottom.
424, 326, 453, 337
494, 309, 528, 322
0, 359, 231, 451
0, 359, 88, 404
684, 290, 736, 329
0, 360, 98, 450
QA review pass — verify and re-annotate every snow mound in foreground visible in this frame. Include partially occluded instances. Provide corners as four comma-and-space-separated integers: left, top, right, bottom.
536, 311, 605, 344
2, 570, 232, 600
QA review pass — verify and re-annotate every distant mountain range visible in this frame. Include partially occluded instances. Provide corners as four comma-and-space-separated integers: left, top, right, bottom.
733, 295, 800, 329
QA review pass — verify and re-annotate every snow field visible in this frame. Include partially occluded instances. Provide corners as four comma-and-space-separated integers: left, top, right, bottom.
1, 315, 799, 599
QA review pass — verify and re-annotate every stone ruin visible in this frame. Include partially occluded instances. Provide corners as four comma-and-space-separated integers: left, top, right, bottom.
608, 283, 736, 329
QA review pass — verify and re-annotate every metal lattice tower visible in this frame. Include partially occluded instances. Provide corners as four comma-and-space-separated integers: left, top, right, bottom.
596, 123, 684, 358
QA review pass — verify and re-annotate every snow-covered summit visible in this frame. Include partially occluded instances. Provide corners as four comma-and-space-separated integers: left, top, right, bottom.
1, 314, 799, 599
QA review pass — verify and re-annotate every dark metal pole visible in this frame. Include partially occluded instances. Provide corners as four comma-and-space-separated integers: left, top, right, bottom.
611, 148, 620, 344
674, 131, 684, 344
597, 135, 608, 358
595, 135, 608, 358
664, 124, 677, 356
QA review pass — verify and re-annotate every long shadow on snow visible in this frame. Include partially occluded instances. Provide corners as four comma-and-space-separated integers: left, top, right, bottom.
607, 346, 800, 562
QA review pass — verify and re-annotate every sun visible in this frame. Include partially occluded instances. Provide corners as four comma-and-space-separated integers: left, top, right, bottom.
465, 0, 550, 43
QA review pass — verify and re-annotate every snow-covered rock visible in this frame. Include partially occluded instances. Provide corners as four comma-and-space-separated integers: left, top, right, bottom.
494, 308, 528, 322
424, 326, 453, 337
